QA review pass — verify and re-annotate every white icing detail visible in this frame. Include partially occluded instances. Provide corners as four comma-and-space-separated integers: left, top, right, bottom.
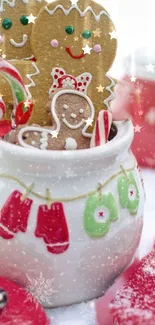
62, 77, 75, 89
10, 34, 28, 48
0, 222, 14, 236
45, 4, 110, 22
62, 113, 65, 118
65, 137, 77, 150
25, 62, 40, 100
75, 72, 92, 93
79, 109, 84, 114
18, 90, 94, 149
71, 113, 76, 119
31, 141, 36, 146
63, 104, 68, 110
10, 55, 35, 61
50, 68, 92, 94
104, 75, 116, 110
62, 118, 84, 130
0, 0, 15, 12
0, 0, 41, 12
40, 131, 48, 150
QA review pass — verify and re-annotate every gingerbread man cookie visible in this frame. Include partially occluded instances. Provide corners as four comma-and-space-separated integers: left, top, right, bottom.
27, 0, 117, 126
12, 77, 95, 150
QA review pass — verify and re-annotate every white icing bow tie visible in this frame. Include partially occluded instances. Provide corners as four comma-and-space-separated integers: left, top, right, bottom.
50, 67, 92, 94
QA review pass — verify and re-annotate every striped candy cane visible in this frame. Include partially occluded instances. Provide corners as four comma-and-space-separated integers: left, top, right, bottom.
0, 96, 6, 120
0, 59, 33, 137
90, 110, 112, 148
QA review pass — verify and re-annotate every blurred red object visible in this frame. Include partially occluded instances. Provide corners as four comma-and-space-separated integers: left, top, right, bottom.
0, 277, 50, 325
111, 49, 155, 168
110, 248, 155, 325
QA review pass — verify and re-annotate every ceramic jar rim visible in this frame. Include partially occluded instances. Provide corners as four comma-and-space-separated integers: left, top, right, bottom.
0, 120, 134, 163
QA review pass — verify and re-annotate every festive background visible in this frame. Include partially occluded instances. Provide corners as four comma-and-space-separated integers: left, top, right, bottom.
0, 0, 155, 324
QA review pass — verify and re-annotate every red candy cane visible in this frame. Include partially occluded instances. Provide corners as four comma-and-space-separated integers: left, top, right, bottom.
90, 110, 112, 148
0, 96, 6, 120
0, 59, 33, 137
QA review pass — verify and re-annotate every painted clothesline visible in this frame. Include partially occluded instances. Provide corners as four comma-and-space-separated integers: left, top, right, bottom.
0, 162, 136, 202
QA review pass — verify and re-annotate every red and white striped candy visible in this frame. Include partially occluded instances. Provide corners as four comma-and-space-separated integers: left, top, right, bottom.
90, 110, 112, 148
0, 96, 6, 120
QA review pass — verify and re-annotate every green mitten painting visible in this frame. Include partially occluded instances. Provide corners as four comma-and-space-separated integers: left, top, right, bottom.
84, 192, 118, 238
118, 172, 139, 215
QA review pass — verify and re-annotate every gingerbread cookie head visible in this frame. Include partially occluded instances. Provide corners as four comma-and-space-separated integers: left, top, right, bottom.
0, 0, 46, 60
31, 0, 117, 73
28, 0, 117, 125
51, 89, 94, 132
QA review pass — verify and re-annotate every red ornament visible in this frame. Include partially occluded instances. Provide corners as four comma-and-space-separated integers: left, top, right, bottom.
15, 100, 33, 126
0, 190, 32, 240
0, 277, 50, 325
0, 120, 12, 137
35, 202, 69, 254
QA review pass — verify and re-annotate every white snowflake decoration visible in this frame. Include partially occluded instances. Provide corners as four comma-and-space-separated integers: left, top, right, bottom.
26, 272, 57, 306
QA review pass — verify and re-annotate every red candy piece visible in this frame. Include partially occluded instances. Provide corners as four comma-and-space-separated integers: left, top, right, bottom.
0, 120, 12, 137
15, 100, 33, 126
35, 202, 69, 254
0, 190, 32, 240
0, 277, 50, 325
110, 249, 155, 325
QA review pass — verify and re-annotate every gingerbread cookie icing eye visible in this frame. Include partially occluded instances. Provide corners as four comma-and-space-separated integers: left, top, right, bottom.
82, 30, 91, 39
20, 15, 29, 26
65, 25, 75, 35
2, 18, 12, 30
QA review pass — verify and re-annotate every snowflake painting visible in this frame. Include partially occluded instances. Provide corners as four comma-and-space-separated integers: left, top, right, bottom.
26, 272, 57, 306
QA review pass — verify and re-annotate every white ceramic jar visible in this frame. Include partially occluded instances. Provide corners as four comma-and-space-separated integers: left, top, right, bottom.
0, 120, 144, 307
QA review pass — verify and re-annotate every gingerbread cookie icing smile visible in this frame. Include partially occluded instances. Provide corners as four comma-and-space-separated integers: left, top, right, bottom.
66, 46, 85, 60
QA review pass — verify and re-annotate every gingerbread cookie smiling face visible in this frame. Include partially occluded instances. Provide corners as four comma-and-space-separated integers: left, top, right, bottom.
28, 0, 117, 126
15, 88, 95, 150
0, 0, 46, 60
